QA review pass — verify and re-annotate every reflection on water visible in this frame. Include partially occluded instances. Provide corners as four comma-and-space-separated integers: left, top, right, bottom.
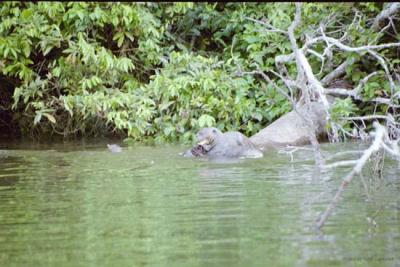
0, 142, 399, 267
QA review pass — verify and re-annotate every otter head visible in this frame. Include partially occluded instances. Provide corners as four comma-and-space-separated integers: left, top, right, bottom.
196, 127, 223, 150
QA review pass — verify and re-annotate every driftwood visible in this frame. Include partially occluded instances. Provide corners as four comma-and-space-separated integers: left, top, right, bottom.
244, 3, 400, 229
316, 122, 400, 229
247, 2, 400, 153
250, 101, 327, 150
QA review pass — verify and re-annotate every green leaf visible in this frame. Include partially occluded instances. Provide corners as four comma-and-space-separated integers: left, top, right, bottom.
163, 125, 175, 136
125, 32, 134, 42
198, 114, 215, 127
43, 113, 56, 124
113, 32, 125, 48
21, 9, 33, 19
23, 46, 31, 58
159, 101, 174, 111
43, 46, 52, 56
117, 35, 124, 48
34, 112, 42, 125
52, 67, 61, 77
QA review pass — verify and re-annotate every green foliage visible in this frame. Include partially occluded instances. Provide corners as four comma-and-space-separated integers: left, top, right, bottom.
329, 98, 359, 138
330, 98, 358, 122
140, 51, 284, 143
0, 2, 397, 142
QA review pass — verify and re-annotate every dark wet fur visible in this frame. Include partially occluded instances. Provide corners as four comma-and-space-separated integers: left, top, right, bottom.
190, 144, 208, 157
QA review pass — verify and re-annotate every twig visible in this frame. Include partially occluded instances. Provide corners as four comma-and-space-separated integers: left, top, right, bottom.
321, 59, 355, 85
323, 160, 359, 170
343, 115, 391, 121
244, 16, 287, 34
278, 145, 314, 162
326, 150, 363, 160
307, 36, 400, 52
316, 122, 398, 229
291, 4, 338, 144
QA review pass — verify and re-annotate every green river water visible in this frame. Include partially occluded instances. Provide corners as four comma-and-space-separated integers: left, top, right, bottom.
0, 141, 399, 267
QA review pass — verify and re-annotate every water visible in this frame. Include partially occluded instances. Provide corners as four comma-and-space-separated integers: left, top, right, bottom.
0, 141, 399, 267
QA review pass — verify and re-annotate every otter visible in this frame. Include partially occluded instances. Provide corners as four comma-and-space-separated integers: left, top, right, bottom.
183, 127, 263, 159
182, 143, 210, 157
189, 144, 208, 157
107, 144, 122, 153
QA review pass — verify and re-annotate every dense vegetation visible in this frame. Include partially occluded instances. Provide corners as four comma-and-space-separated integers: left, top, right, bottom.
0, 2, 398, 143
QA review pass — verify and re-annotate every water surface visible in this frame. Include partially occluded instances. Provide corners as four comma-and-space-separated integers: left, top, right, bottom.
0, 141, 399, 267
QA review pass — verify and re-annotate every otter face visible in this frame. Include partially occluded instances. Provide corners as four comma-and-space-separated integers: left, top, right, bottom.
196, 127, 221, 142
195, 127, 222, 151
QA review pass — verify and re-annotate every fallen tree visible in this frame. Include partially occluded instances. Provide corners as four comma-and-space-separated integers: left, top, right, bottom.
242, 2, 400, 228
250, 101, 327, 150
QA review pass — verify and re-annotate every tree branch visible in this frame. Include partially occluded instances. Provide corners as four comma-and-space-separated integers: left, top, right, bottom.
372, 3, 400, 31
316, 122, 399, 229
244, 16, 287, 34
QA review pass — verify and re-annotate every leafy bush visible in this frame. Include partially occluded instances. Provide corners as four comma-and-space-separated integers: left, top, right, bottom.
141, 51, 290, 143
0, 2, 397, 142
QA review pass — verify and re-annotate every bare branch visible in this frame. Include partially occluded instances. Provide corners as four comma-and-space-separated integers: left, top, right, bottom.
372, 3, 400, 31
242, 2, 400, 230
307, 36, 400, 52
354, 71, 380, 92
326, 150, 363, 160
269, 69, 299, 94
316, 122, 400, 229
275, 54, 296, 65
323, 160, 359, 169
372, 21, 393, 44
366, 49, 395, 94
324, 88, 358, 98
286, 3, 327, 166
343, 115, 391, 121
308, 49, 324, 62
244, 17, 287, 34
325, 71, 381, 101
254, 69, 296, 106
370, 97, 400, 107
279, 35, 400, 88
278, 37, 400, 79
321, 59, 355, 85
278, 145, 314, 162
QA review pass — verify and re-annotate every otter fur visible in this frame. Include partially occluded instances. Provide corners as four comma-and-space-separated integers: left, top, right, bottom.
183, 127, 263, 159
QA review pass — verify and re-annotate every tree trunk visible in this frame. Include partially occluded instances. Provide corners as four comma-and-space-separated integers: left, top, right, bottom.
250, 101, 327, 150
